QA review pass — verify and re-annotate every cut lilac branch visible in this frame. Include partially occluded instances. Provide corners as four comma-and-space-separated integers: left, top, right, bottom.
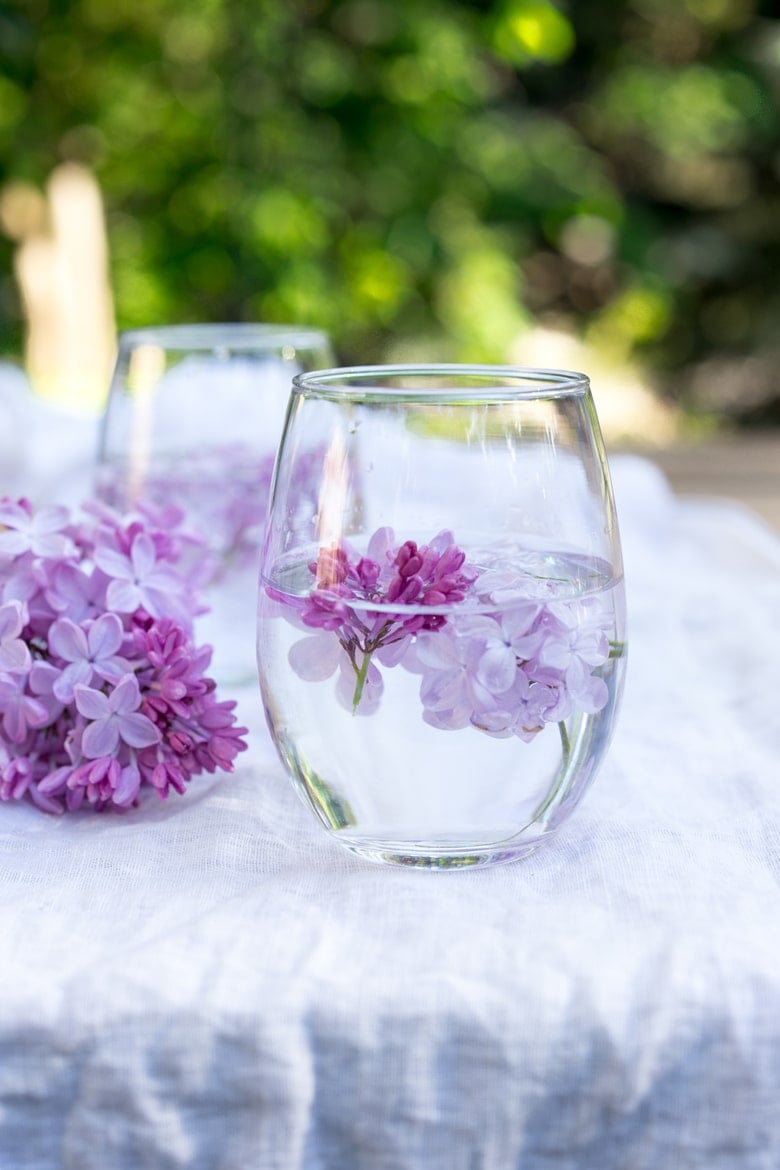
296, 529, 476, 714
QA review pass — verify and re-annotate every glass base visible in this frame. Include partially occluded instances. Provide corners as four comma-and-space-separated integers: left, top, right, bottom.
340, 836, 548, 870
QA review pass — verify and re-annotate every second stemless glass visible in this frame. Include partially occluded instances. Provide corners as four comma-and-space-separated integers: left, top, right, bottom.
96, 323, 333, 683
257, 365, 627, 869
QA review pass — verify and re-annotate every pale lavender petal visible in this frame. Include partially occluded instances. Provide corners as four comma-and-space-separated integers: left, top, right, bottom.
31, 505, 69, 534
374, 636, 411, 667
0, 602, 23, 641
415, 632, 461, 670
109, 673, 141, 715
37, 765, 72, 796
2, 695, 47, 742
113, 763, 141, 806
106, 578, 141, 613
548, 602, 579, 629
140, 583, 188, 622
0, 639, 31, 674
147, 564, 188, 591
87, 612, 124, 659
577, 675, 608, 713
93, 655, 131, 683
528, 680, 571, 723
49, 618, 89, 663
2, 566, 38, 609
0, 502, 28, 527
537, 638, 570, 670
53, 660, 94, 702
427, 529, 455, 556
130, 532, 156, 578
46, 564, 92, 613
507, 631, 545, 658
423, 705, 471, 731
116, 711, 161, 748
475, 644, 517, 694
29, 661, 59, 695
2, 705, 26, 743
26, 695, 49, 725
73, 685, 110, 720
565, 657, 607, 707
473, 708, 515, 736
502, 603, 541, 640
28, 787, 65, 814
82, 718, 119, 758
366, 527, 394, 562
456, 615, 501, 639
288, 634, 341, 682
420, 668, 465, 710
0, 530, 29, 556
31, 531, 74, 558
575, 630, 610, 665
94, 546, 133, 579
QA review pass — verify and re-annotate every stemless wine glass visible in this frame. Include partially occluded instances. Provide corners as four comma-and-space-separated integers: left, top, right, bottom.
96, 323, 333, 684
257, 365, 627, 869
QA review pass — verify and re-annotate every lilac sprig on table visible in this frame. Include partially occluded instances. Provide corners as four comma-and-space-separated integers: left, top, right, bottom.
0, 497, 248, 814
283, 527, 613, 739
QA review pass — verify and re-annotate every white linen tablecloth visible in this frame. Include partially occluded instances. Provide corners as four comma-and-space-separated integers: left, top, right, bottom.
1, 377, 779, 1168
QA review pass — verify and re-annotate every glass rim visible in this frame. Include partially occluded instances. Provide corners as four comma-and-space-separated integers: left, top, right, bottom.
116, 323, 331, 353
292, 364, 591, 401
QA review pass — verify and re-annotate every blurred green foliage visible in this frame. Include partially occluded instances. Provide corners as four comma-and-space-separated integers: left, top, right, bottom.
0, 0, 778, 419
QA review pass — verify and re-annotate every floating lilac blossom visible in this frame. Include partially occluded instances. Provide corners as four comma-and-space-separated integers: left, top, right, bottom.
295, 528, 476, 712
281, 526, 613, 739
0, 497, 248, 814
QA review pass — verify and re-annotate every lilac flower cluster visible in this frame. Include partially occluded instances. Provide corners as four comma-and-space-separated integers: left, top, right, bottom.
0, 497, 247, 814
288, 528, 476, 714
407, 598, 610, 740
284, 527, 612, 737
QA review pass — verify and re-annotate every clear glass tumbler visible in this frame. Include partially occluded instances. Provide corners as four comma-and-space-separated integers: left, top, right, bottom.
257, 366, 627, 869
96, 323, 334, 683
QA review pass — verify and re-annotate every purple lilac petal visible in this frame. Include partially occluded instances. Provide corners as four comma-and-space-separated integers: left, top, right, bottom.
0, 503, 74, 558
110, 674, 142, 715
105, 578, 141, 613
288, 634, 342, 682
87, 612, 124, 659
0, 679, 49, 743
0, 637, 31, 675
44, 564, 104, 620
115, 712, 161, 749
53, 660, 94, 702
81, 718, 120, 758
114, 763, 141, 806
73, 684, 111, 721
49, 619, 89, 663
0, 602, 24, 641
475, 644, 517, 694
93, 545, 134, 580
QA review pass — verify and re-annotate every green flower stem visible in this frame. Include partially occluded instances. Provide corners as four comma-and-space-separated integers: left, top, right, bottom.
558, 720, 571, 764
530, 720, 572, 824
343, 620, 397, 713
351, 650, 372, 713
